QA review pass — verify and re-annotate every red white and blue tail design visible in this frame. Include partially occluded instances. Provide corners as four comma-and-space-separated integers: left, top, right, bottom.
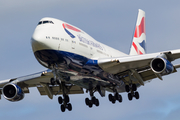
129, 9, 146, 55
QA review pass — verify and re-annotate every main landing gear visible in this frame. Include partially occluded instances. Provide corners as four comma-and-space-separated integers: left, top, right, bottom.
108, 87, 122, 104
58, 95, 72, 112
108, 92, 122, 104
85, 96, 99, 108
85, 89, 100, 108
125, 84, 140, 101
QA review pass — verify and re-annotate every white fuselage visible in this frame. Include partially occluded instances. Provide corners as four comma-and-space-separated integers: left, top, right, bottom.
31, 17, 129, 92
32, 17, 128, 60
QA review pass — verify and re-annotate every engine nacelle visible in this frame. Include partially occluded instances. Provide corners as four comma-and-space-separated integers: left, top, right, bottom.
2, 84, 24, 102
150, 57, 174, 75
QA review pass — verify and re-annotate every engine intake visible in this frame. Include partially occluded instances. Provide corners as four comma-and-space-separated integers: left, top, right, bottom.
2, 84, 24, 102
150, 57, 174, 75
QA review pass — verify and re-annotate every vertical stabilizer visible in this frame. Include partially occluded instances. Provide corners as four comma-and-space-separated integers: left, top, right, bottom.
129, 9, 146, 55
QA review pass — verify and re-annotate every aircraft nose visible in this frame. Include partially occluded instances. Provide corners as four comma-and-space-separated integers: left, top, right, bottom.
31, 28, 47, 53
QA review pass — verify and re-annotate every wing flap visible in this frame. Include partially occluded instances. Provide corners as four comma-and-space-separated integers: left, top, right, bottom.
37, 85, 84, 95
139, 69, 157, 81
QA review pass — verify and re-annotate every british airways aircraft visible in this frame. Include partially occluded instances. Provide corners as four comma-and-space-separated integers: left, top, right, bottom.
1, 9, 180, 112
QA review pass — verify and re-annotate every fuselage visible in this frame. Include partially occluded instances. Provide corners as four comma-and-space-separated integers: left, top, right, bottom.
31, 17, 129, 92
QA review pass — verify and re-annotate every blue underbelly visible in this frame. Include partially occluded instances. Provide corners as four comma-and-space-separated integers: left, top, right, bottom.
34, 49, 125, 92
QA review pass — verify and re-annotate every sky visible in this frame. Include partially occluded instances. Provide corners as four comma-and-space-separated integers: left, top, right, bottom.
1, 0, 180, 120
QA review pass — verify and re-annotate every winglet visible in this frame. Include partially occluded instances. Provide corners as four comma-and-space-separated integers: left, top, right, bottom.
129, 9, 146, 55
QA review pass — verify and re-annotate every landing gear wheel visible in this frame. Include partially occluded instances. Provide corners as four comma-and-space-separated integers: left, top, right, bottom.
92, 96, 96, 104
112, 98, 116, 104
111, 95, 116, 104
116, 93, 122, 102
125, 85, 130, 92
108, 94, 113, 102
56, 79, 60, 85
135, 92, 139, 99
128, 93, 133, 101
88, 102, 93, 108
50, 78, 55, 85
67, 103, 72, 111
132, 84, 137, 91
85, 98, 90, 105
57, 81, 73, 112
61, 104, 66, 112
58, 96, 63, 104
95, 99, 99, 106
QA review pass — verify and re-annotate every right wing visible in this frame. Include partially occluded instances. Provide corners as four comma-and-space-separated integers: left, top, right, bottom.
0, 69, 84, 100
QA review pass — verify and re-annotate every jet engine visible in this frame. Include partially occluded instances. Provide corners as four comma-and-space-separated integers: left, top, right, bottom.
2, 83, 24, 102
150, 57, 174, 75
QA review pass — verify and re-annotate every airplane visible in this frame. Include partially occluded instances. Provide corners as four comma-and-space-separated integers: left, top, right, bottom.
1, 9, 180, 112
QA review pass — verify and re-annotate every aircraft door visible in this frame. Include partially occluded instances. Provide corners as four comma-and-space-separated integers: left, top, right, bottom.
71, 40, 76, 50
90, 47, 94, 57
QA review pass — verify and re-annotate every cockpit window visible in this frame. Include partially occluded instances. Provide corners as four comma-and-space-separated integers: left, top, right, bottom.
38, 21, 42, 25
43, 21, 49, 24
38, 21, 54, 25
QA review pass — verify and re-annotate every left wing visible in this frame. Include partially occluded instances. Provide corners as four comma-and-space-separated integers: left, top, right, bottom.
98, 49, 180, 85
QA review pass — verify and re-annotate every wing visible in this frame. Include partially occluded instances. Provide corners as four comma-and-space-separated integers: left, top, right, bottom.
98, 49, 180, 85
0, 69, 84, 100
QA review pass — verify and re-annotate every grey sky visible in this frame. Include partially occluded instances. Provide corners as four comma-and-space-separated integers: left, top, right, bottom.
1, 0, 180, 120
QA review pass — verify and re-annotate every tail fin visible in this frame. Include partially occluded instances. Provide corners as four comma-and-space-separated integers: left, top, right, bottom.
129, 9, 146, 55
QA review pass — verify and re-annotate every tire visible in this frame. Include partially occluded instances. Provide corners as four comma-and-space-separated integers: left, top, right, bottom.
56, 79, 60, 85
67, 103, 72, 111
132, 84, 137, 91
135, 92, 140, 99
111, 95, 116, 104
108, 94, 113, 101
112, 99, 116, 104
61, 105, 66, 112
92, 97, 96, 104
58, 96, 63, 104
50, 78, 55, 85
128, 93, 133, 101
88, 101, 93, 108
85, 98, 89, 105
95, 99, 99, 106
115, 93, 119, 100
118, 94, 122, 103
125, 85, 130, 92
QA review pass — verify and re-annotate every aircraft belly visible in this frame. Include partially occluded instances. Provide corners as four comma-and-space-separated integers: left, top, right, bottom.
34, 49, 125, 93
68, 75, 126, 93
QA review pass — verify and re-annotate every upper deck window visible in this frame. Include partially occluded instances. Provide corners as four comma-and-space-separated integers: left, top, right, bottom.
38, 21, 54, 25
